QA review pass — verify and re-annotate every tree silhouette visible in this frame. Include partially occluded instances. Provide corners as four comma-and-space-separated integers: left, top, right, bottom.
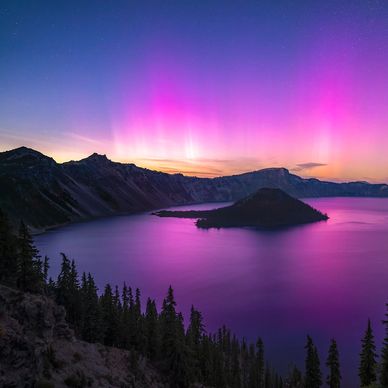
359, 319, 377, 386
326, 339, 341, 388
0, 209, 17, 287
381, 308, 388, 387
305, 335, 322, 388
16, 220, 43, 292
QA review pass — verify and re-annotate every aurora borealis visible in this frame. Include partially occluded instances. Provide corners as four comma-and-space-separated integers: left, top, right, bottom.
1, 0, 388, 181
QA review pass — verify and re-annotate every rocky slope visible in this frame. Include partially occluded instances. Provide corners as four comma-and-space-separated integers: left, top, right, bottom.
154, 188, 328, 229
0, 284, 168, 388
1, 147, 387, 231
0, 147, 195, 232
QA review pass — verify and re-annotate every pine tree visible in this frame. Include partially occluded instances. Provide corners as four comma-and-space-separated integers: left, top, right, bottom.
122, 283, 129, 313
326, 339, 341, 388
187, 305, 205, 381
187, 305, 205, 349
247, 337, 265, 388
359, 319, 377, 387
160, 285, 178, 360
248, 343, 257, 388
160, 286, 191, 387
199, 334, 213, 384
70, 259, 82, 324
134, 288, 145, 351
128, 286, 134, 311
144, 298, 160, 360
121, 283, 131, 349
170, 312, 191, 387
241, 338, 250, 387
231, 335, 241, 388
257, 338, 265, 388
305, 335, 322, 388
100, 284, 119, 347
56, 253, 71, 305
56, 254, 80, 327
16, 220, 43, 292
80, 272, 88, 329
381, 308, 388, 387
213, 338, 226, 388
0, 209, 17, 287
223, 326, 232, 384
127, 286, 138, 348
80, 272, 102, 343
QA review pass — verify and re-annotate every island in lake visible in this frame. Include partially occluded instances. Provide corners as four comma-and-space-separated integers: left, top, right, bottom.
154, 188, 329, 229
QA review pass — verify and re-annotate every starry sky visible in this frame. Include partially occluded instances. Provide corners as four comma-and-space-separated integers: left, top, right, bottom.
1, 0, 388, 181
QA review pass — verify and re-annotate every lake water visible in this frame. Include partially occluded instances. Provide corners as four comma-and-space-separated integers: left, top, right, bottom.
35, 198, 388, 387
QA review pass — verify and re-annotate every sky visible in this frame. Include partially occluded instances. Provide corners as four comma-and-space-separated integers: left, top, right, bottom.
1, 0, 388, 181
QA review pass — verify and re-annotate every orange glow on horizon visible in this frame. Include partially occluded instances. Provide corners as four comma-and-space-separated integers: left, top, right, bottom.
1, 141, 387, 184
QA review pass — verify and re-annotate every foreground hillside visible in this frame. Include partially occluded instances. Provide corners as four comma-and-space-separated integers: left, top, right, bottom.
155, 188, 328, 228
0, 284, 168, 388
1, 147, 388, 231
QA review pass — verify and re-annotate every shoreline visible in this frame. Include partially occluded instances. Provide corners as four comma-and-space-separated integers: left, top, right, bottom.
31, 196, 388, 236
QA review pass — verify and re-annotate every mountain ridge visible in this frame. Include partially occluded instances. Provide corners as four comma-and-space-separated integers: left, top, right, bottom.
1, 147, 387, 232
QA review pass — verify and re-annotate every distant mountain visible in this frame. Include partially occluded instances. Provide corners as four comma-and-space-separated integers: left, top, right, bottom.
0, 147, 195, 232
1, 147, 387, 232
154, 188, 328, 228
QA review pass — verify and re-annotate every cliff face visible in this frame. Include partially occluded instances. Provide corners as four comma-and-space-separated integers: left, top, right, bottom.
0, 147, 196, 232
0, 285, 167, 388
1, 147, 388, 231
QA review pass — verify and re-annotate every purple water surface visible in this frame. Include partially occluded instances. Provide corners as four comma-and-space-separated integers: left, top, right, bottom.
35, 198, 388, 387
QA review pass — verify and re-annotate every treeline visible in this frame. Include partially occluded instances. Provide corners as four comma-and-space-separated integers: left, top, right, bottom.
50, 256, 283, 388
1, 208, 388, 387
